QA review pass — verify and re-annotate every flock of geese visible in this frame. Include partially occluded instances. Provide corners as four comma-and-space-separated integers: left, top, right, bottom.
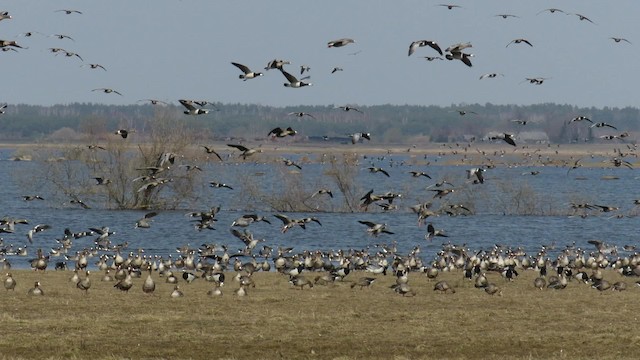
1, 5, 639, 300
2, 232, 639, 298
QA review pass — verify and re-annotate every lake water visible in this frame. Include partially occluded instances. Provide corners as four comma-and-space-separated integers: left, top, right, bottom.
1, 147, 637, 270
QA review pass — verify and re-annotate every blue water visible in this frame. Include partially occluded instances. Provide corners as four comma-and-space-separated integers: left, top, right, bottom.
1, 147, 638, 269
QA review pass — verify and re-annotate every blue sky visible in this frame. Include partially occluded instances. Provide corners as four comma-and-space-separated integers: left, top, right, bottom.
1, 1, 638, 108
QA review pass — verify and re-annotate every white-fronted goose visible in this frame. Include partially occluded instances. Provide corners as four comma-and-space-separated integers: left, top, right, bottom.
289, 275, 313, 290
484, 283, 501, 295
351, 277, 376, 289
433, 280, 455, 293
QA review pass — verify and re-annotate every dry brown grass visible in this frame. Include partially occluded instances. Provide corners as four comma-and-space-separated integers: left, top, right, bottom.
1, 269, 638, 359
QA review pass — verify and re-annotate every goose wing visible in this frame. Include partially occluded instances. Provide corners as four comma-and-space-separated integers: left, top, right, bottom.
280, 69, 299, 84
231, 62, 251, 74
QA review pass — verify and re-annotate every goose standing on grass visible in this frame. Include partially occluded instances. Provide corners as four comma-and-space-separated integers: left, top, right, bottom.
351, 277, 376, 289
171, 285, 184, 298
76, 271, 91, 294
280, 69, 312, 88
433, 280, 455, 293
231, 62, 263, 80
28, 281, 44, 296
4, 273, 16, 291
142, 269, 155, 294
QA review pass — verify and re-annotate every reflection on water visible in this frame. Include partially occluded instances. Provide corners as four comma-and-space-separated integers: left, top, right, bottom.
1, 148, 637, 269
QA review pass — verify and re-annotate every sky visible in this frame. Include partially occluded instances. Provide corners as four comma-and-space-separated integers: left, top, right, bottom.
1, 1, 639, 109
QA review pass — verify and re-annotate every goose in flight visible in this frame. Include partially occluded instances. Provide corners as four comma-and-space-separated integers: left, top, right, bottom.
327, 38, 355, 48
0, 40, 25, 49
445, 42, 473, 67
490, 133, 516, 146
179, 99, 212, 115
93, 88, 122, 96
408, 40, 443, 56
368, 167, 390, 177
337, 105, 363, 113
288, 112, 315, 119
590, 122, 617, 130
537, 8, 565, 15
231, 62, 263, 80
114, 129, 134, 138
574, 13, 595, 24
227, 144, 262, 159
201, 146, 223, 161
81, 63, 107, 71
137, 99, 167, 105
349, 132, 371, 144
495, 14, 519, 19
56, 9, 82, 15
479, 73, 503, 80
358, 221, 394, 237
569, 115, 592, 124
268, 127, 297, 138
426, 223, 448, 240
280, 69, 312, 88
610, 37, 631, 44
135, 212, 158, 229
264, 59, 290, 71
506, 38, 533, 47
438, 4, 462, 10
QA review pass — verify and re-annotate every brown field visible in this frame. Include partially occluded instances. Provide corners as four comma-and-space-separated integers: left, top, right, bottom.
1, 269, 638, 360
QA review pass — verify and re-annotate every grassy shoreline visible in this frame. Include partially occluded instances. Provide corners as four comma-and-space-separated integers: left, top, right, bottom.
1, 268, 638, 359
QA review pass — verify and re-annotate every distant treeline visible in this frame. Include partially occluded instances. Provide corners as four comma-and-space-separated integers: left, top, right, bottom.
1, 102, 638, 144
